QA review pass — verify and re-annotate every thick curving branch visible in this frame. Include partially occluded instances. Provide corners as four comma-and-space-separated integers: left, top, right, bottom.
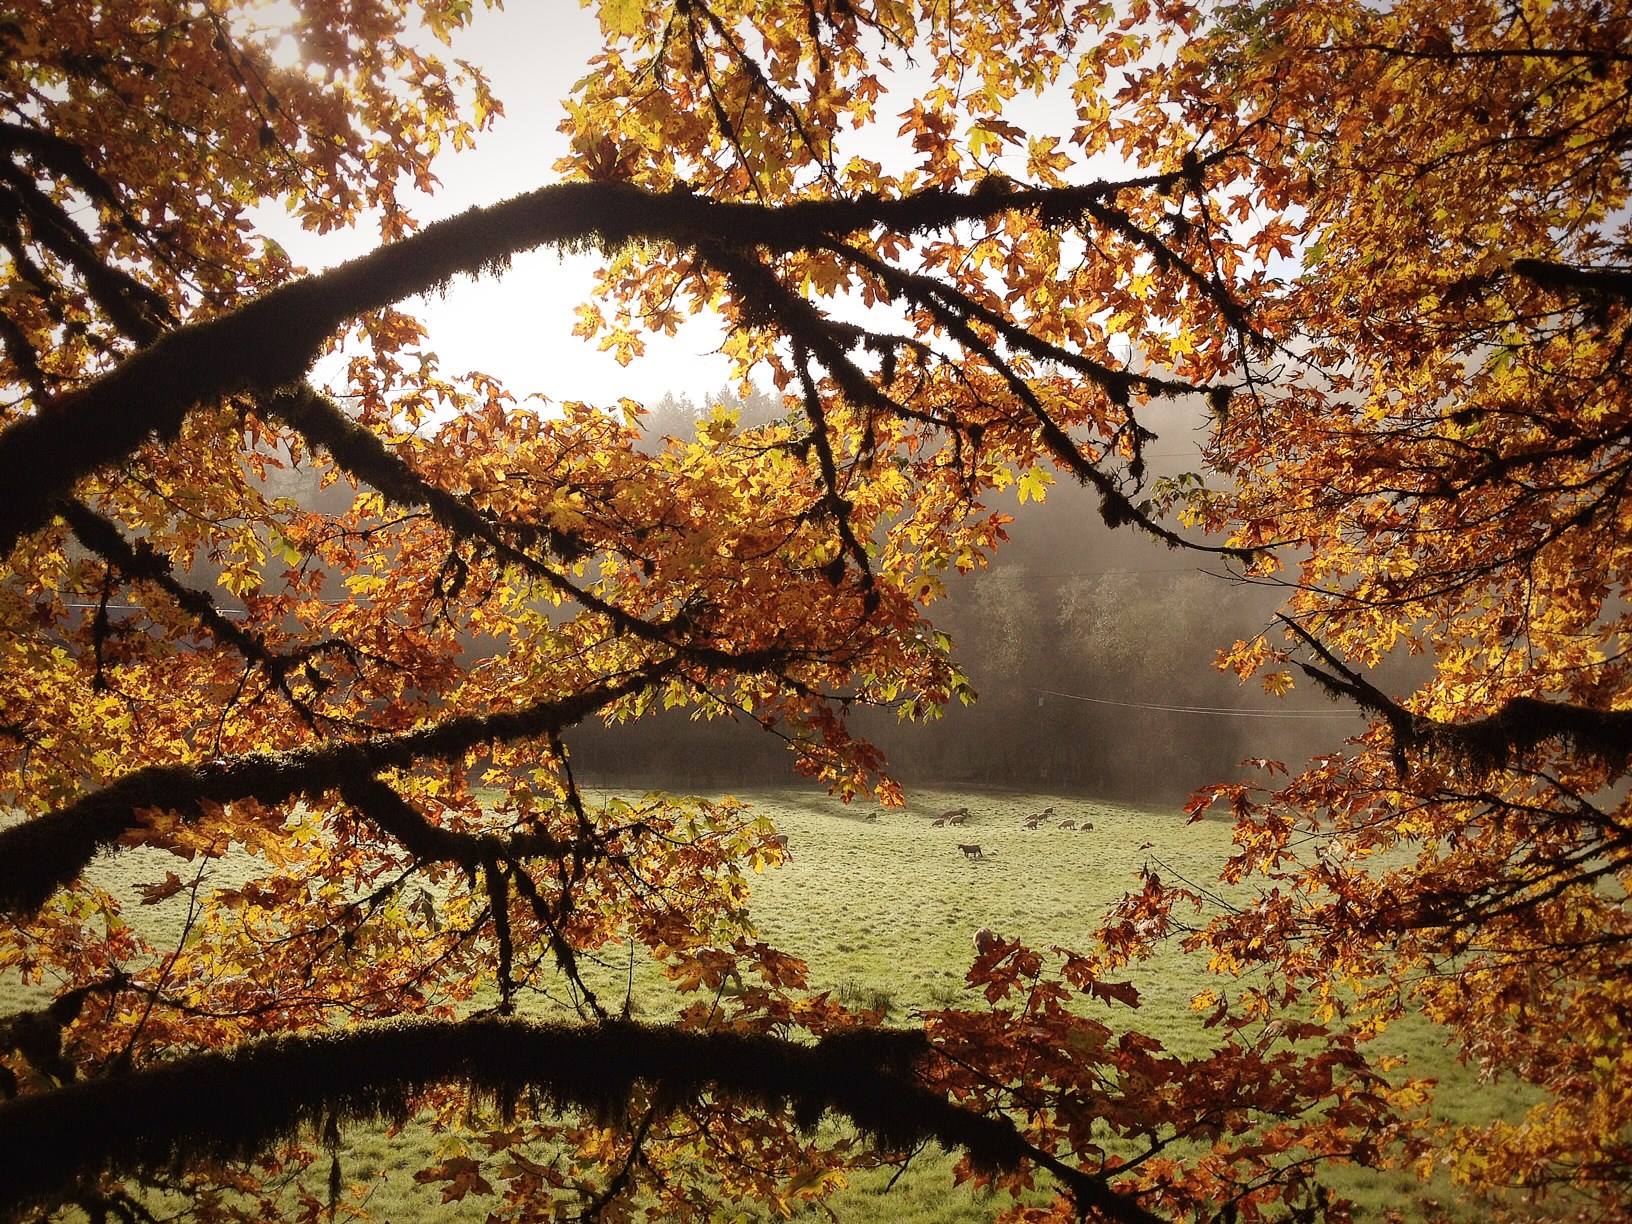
1511, 258, 1632, 305
0, 1016, 1161, 1224
1281, 616, 1632, 775
0, 168, 1231, 559
0, 664, 674, 917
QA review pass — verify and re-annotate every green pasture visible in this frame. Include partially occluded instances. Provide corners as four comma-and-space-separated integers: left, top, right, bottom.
5, 785, 1539, 1221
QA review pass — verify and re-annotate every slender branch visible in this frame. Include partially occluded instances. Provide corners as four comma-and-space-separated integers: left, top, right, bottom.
57, 498, 324, 724
267, 384, 832, 674
1320, 42, 1632, 65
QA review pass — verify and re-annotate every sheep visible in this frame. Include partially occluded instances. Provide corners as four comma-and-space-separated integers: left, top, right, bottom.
1022, 806, 1054, 830
973, 927, 1000, 955
957, 843, 983, 859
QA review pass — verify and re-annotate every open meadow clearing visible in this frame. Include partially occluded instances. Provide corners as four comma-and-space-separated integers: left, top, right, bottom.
3, 784, 1538, 1222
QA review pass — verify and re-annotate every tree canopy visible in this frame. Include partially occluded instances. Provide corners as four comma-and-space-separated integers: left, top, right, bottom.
1, 0, 1628, 1220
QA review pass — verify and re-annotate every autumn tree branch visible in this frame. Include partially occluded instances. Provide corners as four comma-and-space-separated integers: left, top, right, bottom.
1280, 615, 1632, 775
0, 1016, 1161, 1224
55, 498, 353, 727
0, 170, 1230, 559
0, 664, 675, 916
1511, 258, 1632, 305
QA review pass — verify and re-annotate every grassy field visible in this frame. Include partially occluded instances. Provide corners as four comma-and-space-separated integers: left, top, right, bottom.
6, 784, 1538, 1221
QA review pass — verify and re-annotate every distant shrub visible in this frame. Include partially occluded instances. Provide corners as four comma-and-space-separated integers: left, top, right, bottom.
835, 980, 896, 1018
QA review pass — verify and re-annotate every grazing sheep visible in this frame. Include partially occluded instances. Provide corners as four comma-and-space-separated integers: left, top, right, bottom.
1022, 807, 1053, 830
973, 927, 1000, 955
1081, 821, 1094, 832
767, 833, 792, 859
1059, 819, 1077, 830
957, 843, 983, 859
939, 806, 969, 825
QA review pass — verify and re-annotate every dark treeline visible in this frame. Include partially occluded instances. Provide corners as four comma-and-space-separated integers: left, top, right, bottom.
566, 391, 1362, 802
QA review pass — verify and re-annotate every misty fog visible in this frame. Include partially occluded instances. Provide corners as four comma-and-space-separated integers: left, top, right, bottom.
563, 390, 1364, 802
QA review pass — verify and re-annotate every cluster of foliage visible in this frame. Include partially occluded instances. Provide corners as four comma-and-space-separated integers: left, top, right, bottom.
0, 0, 1627, 1220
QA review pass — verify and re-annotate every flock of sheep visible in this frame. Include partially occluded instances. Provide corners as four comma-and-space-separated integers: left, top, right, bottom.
931, 803, 1095, 860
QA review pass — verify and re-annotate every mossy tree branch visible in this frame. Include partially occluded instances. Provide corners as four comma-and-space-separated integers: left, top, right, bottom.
55, 498, 359, 728
263, 386, 799, 674
0, 663, 675, 916
1280, 615, 1632, 775
0, 1016, 1162, 1224
0, 169, 1237, 560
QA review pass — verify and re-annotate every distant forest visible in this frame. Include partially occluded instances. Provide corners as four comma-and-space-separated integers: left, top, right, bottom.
559, 389, 1364, 801
250, 384, 1361, 802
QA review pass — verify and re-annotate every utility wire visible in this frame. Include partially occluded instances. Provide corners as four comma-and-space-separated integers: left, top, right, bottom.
1034, 687, 1357, 719
64, 606, 1356, 720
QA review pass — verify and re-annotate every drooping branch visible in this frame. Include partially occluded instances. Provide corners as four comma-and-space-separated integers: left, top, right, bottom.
0, 664, 674, 916
335, 774, 583, 872
0, 168, 1231, 559
0, 1016, 1161, 1224
699, 239, 1251, 558
791, 346, 876, 586
269, 385, 824, 673
1281, 616, 1632, 776
262, 384, 586, 564
56, 498, 330, 724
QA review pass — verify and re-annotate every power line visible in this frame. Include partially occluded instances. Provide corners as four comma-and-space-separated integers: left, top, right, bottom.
60, 605, 1356, 720
964, 567, 1210, 579
1034, 687, 1357, 719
